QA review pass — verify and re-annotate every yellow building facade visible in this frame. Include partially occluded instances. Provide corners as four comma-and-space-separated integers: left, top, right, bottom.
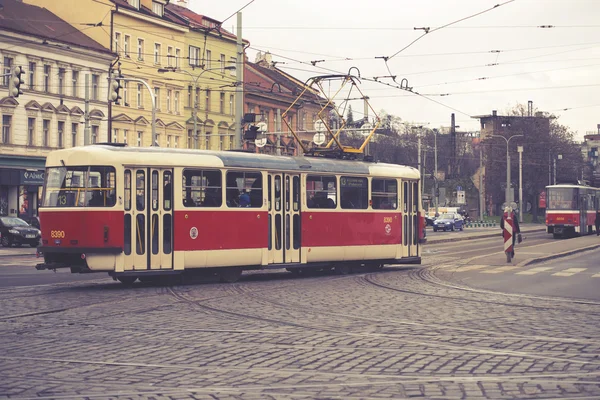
25, 0, 240, 150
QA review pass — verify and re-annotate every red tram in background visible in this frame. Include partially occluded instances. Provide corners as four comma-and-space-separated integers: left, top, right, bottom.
545, 184, 599, 238
36, 144, 424, 284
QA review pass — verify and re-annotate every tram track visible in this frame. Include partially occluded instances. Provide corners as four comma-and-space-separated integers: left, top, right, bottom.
166, 280, 600, 368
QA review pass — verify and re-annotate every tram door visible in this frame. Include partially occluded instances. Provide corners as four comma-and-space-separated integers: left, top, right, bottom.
580, 192, 587, 234
402, 180, 419, 257
268, 173, 301, 264
123, 167, 173, 270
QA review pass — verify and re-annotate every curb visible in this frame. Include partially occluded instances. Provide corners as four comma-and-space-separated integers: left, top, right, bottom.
427, 227, 546, 245
519, 244, 600, 267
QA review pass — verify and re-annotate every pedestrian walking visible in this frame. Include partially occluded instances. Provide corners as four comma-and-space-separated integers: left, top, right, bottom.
500, 206, 521, 261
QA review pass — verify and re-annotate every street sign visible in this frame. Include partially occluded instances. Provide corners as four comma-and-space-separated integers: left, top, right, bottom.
256, 122, 268, 133
313, 132, 326, 145
255, 136, 267, 148
457, 190, 466, 205
314, 120, 326, 133
361, 122, 373, 136
456, 185, 462, 191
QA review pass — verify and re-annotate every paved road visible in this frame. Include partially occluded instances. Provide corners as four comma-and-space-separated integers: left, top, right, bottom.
1, 232, 600, 399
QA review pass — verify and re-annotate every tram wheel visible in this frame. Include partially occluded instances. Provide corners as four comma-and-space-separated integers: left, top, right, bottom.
117, 276, 137, 285
334, 265, 351, 275
219, 267, 242, 283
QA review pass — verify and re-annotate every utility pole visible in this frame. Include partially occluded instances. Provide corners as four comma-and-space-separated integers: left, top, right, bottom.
234, 12, 244, 149
492, 134, 523, 205
518, 145, 523, 223
479, 146, 484, 220
417, 127, 422, 189
434, 129, 439, 217
84, 73, 90, 145
276, 109, 282, 155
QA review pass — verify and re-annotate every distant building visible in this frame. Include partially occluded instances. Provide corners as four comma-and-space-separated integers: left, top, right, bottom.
581, 125, 600, 186
0, 0, 114, 218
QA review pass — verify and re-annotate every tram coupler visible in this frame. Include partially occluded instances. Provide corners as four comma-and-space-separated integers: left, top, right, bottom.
35, 262, 68, 271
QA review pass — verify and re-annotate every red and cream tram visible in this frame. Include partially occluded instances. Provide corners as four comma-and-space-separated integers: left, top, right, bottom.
546, 184, 599, 238
36, 144, 424, 284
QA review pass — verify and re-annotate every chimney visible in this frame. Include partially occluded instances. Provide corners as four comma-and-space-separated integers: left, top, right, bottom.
492, 110, 497, 117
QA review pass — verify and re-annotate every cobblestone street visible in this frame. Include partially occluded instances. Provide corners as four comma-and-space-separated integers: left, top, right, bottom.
1, 260, 600, 400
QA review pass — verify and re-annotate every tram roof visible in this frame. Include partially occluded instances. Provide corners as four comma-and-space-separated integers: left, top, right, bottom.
45, 145, 420, 179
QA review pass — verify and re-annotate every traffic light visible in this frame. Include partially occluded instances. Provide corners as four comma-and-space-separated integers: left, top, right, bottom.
9, 66, 24, 98
109, 79, 122, 104
244, 125, 260, 140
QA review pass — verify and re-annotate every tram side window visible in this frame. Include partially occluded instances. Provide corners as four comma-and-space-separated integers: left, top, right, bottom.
226, 171, 263, 208
306, 175, 337, 209
43, 166, 116, 207
372, 179, 397, 210
182, 169, 222, 207
340, 176, 368, 209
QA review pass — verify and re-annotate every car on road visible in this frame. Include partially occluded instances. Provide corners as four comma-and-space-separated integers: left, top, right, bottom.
432, 213, 464, 232
425, 215, 436, 226
0, 216, 42, 247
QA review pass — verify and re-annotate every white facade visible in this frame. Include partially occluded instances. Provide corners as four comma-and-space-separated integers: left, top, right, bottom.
0, 26, 114, 217
0, 29, 114, 154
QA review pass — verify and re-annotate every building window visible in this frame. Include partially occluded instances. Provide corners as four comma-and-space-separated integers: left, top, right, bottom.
167, 135, 172, 148
205, 89, 211, 111
137, 131, 143, 147
72, 70, 79, 97
28, 118, 35, 146
174, 91, 180, 114
137, 84, 143, 108
58, 68, 65, 95
229, 95, 234, 116
91, 125, 98, 144
220, 54, 225, 73
174, 136, 179, 148
205, 50, 211, 69
175, 48, 181, 68
152, 1, 164, 16
57, 121, 64, 148
123, 81, 129, 106
114, 32, 121, 54
166, 89, 172, 112
154, 43, 161, 64
43, 119, 50, 147
123, 129, 128, 144
154, 87, 160, 110
28, 62, 36, 90
167, 46, 173, 67
92, 74, 99, 100
189, 46, 200, 66
124, 35, 130, 57
155, 133, 160, 147
129, 0, 140, 9
195, 87, 200, 109
220, 92, 225, 114
2, 57, 12, 86
71, 123, 78, 147
1, 115, 11, 144
112, 129, 119, 143
137, 38, 144, 61
187, 86, 192, 107
43, 65, 50, 92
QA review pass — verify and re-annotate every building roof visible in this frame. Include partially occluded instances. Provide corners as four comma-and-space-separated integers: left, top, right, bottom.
0, 0, 112, 54
165, 3, 240, 42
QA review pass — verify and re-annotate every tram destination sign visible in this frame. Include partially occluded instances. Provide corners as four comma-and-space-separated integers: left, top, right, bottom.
20, 170, 45, 185
340, 177, 367, 188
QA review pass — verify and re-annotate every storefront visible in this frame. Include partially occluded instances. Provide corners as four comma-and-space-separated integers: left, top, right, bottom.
0, 155, 46, 219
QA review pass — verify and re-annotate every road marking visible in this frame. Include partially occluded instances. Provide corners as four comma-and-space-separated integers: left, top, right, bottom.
552, 268, 588, 277
455, 265, 489, 272
516, 267, 554, 275
481, 266, 520, 274
593, 273, 600, 278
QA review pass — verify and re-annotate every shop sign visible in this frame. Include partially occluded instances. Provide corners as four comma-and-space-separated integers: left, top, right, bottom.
20, 170, 45, 185
539, 190, 546, 208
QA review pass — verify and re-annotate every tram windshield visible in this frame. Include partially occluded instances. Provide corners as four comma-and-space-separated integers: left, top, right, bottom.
547, 188, 577, 210
42, 166, 117, 207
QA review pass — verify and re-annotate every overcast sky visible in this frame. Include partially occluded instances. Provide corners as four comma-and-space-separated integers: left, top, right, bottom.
189, 0, 600, 140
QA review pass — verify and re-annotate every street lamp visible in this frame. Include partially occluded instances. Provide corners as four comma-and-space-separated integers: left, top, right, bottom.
492, 134, 523, 205
553, 154, 562, 185
517, 145, 524, 223
159, 65, 236, 150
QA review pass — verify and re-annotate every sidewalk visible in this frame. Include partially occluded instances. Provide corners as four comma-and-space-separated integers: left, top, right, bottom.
0, 246, 38, 258
426, 223, 547, 245
460, 232, 600, 268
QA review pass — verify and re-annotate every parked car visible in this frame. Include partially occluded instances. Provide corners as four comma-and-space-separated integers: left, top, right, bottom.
20, 215, 40, 229
432, 213, 464, 232
0, 216, 42, 247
